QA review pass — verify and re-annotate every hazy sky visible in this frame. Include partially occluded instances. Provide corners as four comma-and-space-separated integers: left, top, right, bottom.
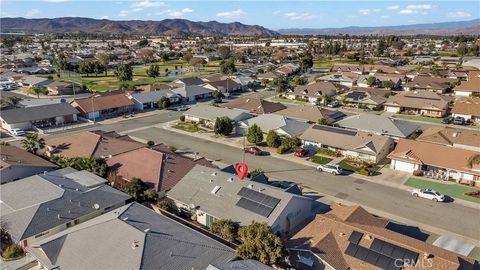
1, 0, 479, 29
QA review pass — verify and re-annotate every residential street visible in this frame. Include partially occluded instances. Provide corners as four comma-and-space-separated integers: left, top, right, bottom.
8, 110, 480, 245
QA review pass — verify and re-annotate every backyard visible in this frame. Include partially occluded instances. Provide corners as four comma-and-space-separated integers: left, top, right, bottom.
404, 177, 480, 204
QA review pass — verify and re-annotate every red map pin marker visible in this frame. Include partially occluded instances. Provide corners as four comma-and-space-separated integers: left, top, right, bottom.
235, 163, 249, 180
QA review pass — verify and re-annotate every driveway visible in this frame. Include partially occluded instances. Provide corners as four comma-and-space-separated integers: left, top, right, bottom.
433, 235, 475, 256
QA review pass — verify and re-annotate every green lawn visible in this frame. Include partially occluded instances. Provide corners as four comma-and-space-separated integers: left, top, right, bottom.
338, 159, 361, 172
404, 178, 480, 204
313, 57, 360, 68
309, 156, 333, 165
393, 114, 444, 124
172, 122, 199, 133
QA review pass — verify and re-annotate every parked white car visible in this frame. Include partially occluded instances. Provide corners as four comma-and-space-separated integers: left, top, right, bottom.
10, 128, 26, 136
317, 163, 343, 175
176, 105, 188, 111
411, 189, 445, 202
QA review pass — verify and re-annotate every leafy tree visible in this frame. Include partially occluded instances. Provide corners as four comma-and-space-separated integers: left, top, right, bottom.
79, 60, 104, 77
248, 168, 265, 178
2, 39, 16, 49
160, 52, 170, 62
114, 64, 133, 82
209, 219, 238, 242
366, 76, 377, 87
266, 130, 281, 148
300, 52, 313, 72
236, 222, 285, 265
381, 80, 395, 89
247, 124, 263, 145
182, 51, 193, 62
273, 75, 288, 95
156, 198, 174, 212
0, 96, 22, 108
213, 116, 233, 136
266, 65, 276, 72
291, 75, 307, 86
157, 96, 170, 109
50, 155, 108, 177
280, 136, 301, 150
0, 140, 9, 145
2, 244, 23, 259
318, 118, 329, 125
29, 85, 45, 98
322, 93, 332, 105
96, 52, 109, 76
143, 189, 157, 202
220, 58, 236, 76
137, 39, 149, 47
123, 177, 148, 202
21, 133, 45, 153
212, 90, 222, 99
146, 64, 160, 78
55, 51, 68, 72
137, 48, 155, 65
189, 57, 206, 68
217, 46, 232, 60
147, 140, 155, 146
257, 68, 265, 74
457, 43, 468, 57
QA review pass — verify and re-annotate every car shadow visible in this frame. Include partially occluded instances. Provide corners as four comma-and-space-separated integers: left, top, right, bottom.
442, 195, 455, 203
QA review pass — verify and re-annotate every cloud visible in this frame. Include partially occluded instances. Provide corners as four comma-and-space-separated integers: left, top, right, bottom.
285, 12, 315, 20
358, 9, 370, 15
118, 10, 129, 17
380, 15, 389, 19
216, 9, 245, 19
26, 9, 40, 17
447, 11, 471, 18
399, 4, 434, 15
156, 8, 193, 17
131, 1, 164, 9
387, 5, 399, 10
181, 8, 193, 13
101, 15, 109, 19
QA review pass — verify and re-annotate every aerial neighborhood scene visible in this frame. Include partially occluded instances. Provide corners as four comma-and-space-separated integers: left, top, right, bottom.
1, 0, 480, 269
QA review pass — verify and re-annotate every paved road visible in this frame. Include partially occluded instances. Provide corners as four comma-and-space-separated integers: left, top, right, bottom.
10, 109, 480, 244
126, 124, 480, 243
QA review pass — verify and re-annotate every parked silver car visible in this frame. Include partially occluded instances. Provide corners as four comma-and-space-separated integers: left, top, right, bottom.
411, 188, 445, 202
316, 163, 343, 175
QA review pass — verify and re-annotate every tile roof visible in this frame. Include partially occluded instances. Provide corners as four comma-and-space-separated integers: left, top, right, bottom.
107, 146, 216, 192
288, 203, 476, 270
0, 145, 57, 170
0, 102, 79, 124
291, 81, 336, 98
220, 96, 287, 114
46, 130, 144, 159
27, 202, 236, 270
0, 169, 130, 242
385, 91, 449, 110
388, 139, 479, 174
452, 96, 480, 116
71, 93, 134, 113
274, 105, 346, 124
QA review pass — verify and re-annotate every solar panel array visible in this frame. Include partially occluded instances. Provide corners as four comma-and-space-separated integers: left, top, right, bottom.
344, 233, 419, 270
312, 124, 357, 136
347, 91, 367, 101
235, 187, 280, 218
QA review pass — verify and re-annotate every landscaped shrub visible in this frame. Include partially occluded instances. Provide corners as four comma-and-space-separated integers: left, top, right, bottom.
179, 115, 186, 122
413, 170, 423, 176
316, 148, 340, 157
359, 168, 371, 176
276, 146, 288, 154
2, 244, 23, 259
147, 140, 155, 146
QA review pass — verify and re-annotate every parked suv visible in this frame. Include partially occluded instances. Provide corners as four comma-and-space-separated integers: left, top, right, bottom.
294, 147, 309, 157
244, 147, 262, 156
453, 116, 465, 125
10, 128, 26, 136
317, 163, 343, 175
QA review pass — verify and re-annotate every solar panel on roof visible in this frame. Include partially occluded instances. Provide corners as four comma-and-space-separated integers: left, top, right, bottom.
375, 254, 392, 269
380, 242, 395, 256
348, 231, 364, 244
403, 250, 419, 265
345, 243, 358, 256
237, 187, 280, 209
235, 197, 276, 218
311, 125, 357, 136
370, 239, 383, 252
365, 251, 380, 265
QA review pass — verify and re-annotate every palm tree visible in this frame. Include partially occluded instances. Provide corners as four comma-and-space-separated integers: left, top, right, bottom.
21, 133, 45, 154
29, 86, 44, 99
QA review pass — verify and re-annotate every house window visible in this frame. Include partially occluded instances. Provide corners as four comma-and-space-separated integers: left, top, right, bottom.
205, 214, 215, 227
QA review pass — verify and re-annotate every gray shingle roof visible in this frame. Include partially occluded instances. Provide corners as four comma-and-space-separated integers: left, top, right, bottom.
0, 102, 79, 124
131, 90, 180, 104
0, 169, 130, 242
172, 85, 213, 98
185, 105, 253, 122
27, 203, 236, 270
336, 114, 420, 138
243, 114, 311, 137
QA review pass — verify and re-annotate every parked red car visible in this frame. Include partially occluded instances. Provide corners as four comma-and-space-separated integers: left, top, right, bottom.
244, 147, 262, 156
294, 147, 309, 157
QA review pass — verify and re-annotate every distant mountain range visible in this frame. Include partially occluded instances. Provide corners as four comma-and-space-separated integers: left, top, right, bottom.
0, 17, 279, 36
278, 19, 480, 35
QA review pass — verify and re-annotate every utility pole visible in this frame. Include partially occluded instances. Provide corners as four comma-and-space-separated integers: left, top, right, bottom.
242, 133, 246, 163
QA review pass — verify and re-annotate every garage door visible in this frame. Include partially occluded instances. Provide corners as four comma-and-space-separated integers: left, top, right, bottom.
393, 160, 415, 173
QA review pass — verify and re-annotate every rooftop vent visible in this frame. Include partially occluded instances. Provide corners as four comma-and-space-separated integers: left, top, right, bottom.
209, 179, 214, 183
144, 228, 150, 233
227, 177, 234, 182
211, 172, 217, 176
132, 241, 139, 249
211, 185, 221, 195
452, 132, 457, 137
123, 217, 129, 221
248, 184, 254, 189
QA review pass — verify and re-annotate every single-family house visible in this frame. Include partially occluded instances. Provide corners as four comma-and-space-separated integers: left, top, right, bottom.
286, 81, 336, 103
383, 91, 449, 117
451, 97, 480, 123
129, 90, 181, 111
171, 84, 214, 102
404, 76, 455, 94
46, 130, 144, 159
257, 71, 280, 82
357, 74, 404, 89
172, 77, 205, 86
335, 114, 420, 140
167, 165, 313, 236
71, 93, 134, 120
46, 81, 82, 96
274, 105, 346, 124
203, 79, 242, 95
363, 64, 405, 75
220, 97, 287, 114
237, 114, 311, 137
0, 168, 131, 247
417, 126, 480, 152
27, 202, 236, 270
107, 145, 215, 196
287, 203, 476, 270
0, 102, 79, 131
183, 105, 253, 129
0, 146, 58, 184
300, 125, 394, 164
316, 72, 359, 88
342, 90, 387, 110
333, 64, 363, 74
388, 139, 480, 186
453, 77, 480, 97
18, 75, 53, 88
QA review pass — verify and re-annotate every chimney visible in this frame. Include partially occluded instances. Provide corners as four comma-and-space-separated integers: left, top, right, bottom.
452, 132, 457, 137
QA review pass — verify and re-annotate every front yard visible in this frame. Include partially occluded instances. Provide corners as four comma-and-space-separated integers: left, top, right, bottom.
309, 155, 333, 165
404, 178, 480, 204
338, 159, 380, 176
172, 122, 200, 133
393, 114, 444, 124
